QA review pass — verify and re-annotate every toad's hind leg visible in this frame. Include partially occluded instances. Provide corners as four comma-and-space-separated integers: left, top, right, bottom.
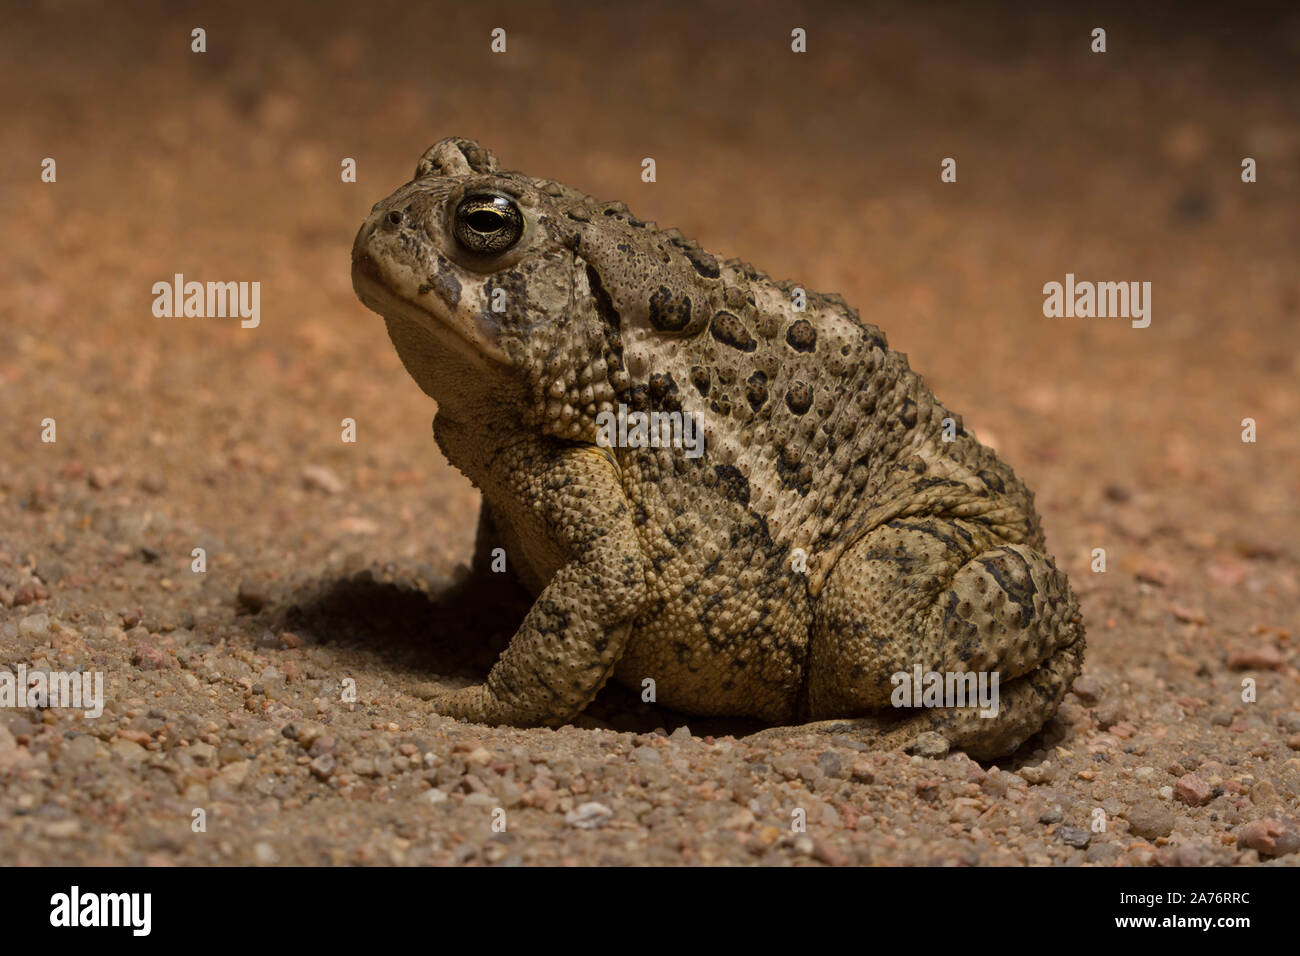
790, 517, 1085, 760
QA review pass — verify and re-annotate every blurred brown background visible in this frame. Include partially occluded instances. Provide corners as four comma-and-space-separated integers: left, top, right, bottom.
0, 0, 1297, 865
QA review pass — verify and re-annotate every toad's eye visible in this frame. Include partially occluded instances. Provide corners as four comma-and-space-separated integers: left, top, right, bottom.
452, 194, 524, 255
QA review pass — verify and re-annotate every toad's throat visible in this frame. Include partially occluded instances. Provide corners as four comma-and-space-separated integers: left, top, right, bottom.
351, 251, 510, 365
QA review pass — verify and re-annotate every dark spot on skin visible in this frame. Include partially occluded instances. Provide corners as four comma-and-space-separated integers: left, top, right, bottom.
861, 545, 921, 573
535, 598, 571, 636
900, 396, 918, 430
690, 365, 711, 397
776, 445, 811, 496
586, 269, 627, 378
712, 465, 750, 505
978, 469, 1006, 494
597, 202, 644, 227
604, 345, 625, 376
745, 371, 768, 411
886, 518, 967, 555
648, 372, 681, 412
943, 590, 982, 656
670, 237, 720, 278
586, 266, 621, 335
649, 550, 677, 574
785, 381, 813, 415
861, 326, 888, 351
666, 523, 694, 550
913, 476, 968, 493
947, 522, 977, 551
722, 286, 748, 311
710, 397, 732, 417
417, 258, 461, 307
625, 383, 650, 413
786, 319, 817, 353
976, 549, 1039, 628
710, 311, 757, 352
648, 285, 694, 333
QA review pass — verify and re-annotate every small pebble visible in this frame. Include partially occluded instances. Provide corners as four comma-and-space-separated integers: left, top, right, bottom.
565, 802, 614, 829
906, 732, 950, 759
1020, 762, 1055, 785
1125, 803, 1175, 839
302, 465, 345, 494
1071, 676, 1102, 705
1226, 646, 1283, 671
1235, 818, 1300, 858
1175, 773, 1214, 807
1058, 826, 1091, 848
1085, 842, 1122, 864
18, 614, 51, 639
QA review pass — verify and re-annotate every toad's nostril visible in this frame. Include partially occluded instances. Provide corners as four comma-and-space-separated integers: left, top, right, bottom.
387, 210, 404, 226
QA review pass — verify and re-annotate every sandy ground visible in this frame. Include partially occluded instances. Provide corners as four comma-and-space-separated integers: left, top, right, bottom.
2, 1, 1298, 866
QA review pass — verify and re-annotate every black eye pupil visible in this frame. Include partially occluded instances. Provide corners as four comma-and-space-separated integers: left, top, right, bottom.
466, 210, 503, 232
453, 194, 524, 255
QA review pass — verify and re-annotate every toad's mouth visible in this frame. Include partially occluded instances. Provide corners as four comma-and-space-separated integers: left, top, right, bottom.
351, 248, 510, 366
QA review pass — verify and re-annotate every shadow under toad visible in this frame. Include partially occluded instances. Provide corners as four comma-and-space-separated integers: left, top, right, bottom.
274, 566, 762, 737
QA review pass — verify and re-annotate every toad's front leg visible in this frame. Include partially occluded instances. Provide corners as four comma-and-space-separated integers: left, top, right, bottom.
427, 447, 646, 727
